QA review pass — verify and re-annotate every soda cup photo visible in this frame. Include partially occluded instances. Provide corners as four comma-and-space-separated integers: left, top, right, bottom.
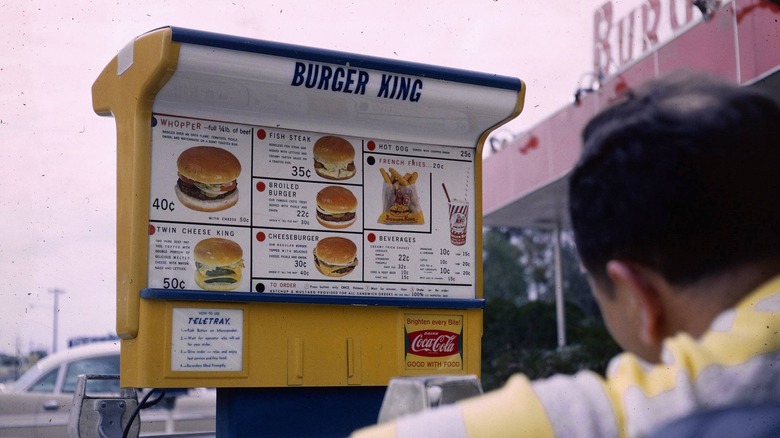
448, 200, 468, 246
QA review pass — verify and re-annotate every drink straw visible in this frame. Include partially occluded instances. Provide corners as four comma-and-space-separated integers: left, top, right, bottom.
442, 183, 451, 203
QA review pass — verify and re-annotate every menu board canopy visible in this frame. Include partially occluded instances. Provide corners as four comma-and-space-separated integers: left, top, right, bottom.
93, 27, 524, 339
153, 27, 522, 147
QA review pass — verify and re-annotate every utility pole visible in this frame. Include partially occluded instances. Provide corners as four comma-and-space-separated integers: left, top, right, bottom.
49, 288, 65, 353
553, 225, 566, 349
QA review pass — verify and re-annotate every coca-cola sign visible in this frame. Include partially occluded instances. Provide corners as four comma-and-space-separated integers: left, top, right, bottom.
407, 330, 460, 358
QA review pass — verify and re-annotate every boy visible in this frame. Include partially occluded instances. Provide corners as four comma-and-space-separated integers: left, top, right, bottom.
353, 74, 780, 437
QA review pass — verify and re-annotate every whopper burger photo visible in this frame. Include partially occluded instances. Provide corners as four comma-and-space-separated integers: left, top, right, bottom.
175, 146, 241, 212
193, 237, 245, 291
316, 185, 358, 229
312, 236, 358, 277
312, 135, 355, 180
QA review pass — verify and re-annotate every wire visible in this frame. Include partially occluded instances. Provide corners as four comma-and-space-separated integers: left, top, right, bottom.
121, 388, 167, 438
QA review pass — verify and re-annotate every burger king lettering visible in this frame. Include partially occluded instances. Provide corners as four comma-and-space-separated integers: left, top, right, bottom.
291, 62, 369, 95
377, 74, 423, 102
290, 61, 424, 102
594, 0, 702, 77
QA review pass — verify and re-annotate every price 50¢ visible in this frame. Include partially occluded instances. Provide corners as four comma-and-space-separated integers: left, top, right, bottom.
163, 277, 186, 289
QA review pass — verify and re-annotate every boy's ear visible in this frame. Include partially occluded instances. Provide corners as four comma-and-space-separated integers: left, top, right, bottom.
606, 260, 666, 346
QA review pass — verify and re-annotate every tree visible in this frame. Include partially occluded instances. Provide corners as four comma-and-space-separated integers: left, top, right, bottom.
481, 299, 620, 391
480, 226, 621, 391
482, 227, 528, 302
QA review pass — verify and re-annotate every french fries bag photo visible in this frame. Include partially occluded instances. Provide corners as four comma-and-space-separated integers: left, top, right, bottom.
377, 167, 425, 225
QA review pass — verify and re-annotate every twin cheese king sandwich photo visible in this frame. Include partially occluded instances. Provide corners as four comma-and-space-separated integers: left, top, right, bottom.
193, 237, 245, 291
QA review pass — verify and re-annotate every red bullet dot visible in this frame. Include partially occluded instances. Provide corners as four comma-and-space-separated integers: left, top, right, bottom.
257, 129, 267, 140
256, 181, 266, 192
367, 141, 376, 151
256, 232, 266, 242
367, 233, 376, 243
148, 224, 156, 235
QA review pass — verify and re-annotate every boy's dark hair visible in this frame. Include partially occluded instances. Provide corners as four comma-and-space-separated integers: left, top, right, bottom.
569, 73, 780, 288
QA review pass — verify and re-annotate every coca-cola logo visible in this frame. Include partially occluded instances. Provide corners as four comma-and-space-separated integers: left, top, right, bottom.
407, 330, 460, 357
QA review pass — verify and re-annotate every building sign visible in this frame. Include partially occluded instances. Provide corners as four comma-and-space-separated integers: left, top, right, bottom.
594, 0, 704, 76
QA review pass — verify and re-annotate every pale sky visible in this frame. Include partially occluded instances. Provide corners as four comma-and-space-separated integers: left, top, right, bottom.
0, 0, 609, 354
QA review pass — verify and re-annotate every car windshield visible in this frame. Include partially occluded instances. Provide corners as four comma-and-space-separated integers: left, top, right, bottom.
27, 369, 58, 393
62, 355, 120, 393
9, 364, 48, 393
8, 349, 121, 394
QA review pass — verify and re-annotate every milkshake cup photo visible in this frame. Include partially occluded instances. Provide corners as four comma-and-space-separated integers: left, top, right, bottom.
442, 183, 468, 246
448, 200, 468, 246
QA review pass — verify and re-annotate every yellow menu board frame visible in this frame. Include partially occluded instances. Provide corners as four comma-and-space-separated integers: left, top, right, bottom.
93, 27, 524, 388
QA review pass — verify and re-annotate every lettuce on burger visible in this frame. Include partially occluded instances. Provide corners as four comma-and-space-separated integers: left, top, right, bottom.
312, 136, 355, 180
175, 146, 241, 212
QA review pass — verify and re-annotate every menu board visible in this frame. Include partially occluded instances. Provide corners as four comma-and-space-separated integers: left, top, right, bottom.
147, 113, 476, 300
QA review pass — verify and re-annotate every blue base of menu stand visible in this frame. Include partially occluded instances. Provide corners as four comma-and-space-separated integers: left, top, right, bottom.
216, 386, 386, 437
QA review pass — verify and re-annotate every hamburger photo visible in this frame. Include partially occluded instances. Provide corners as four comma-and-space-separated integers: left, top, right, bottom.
312, 136, 356, 180
312, 236, 358, 277
316, 186, 358, 229
193, 238, 245, 291
175, 146, 241, 212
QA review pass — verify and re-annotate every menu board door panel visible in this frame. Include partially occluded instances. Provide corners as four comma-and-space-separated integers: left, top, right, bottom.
147, 115, 478, 300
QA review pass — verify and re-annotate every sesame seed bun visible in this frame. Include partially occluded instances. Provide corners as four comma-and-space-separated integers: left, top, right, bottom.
193, 238, 244, 266
177, 146, 241, 184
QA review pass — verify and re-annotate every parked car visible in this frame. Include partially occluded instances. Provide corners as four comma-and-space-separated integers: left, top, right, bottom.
0, 342, 215, 437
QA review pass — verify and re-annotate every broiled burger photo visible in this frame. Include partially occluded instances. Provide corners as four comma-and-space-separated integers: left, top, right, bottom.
316, 185, 358, 229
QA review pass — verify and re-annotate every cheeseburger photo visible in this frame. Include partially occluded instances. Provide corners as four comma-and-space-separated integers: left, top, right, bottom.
316, 186, 358, 229
175, 146, 241, 212
193, 238, 245, 291
312, 136, 355, 180
313, 236, 358, 277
